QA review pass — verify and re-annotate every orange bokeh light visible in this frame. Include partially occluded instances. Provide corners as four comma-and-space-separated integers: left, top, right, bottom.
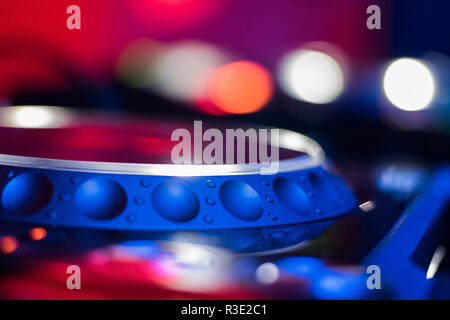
30, 227, 47, 241
0, 236, 18, 254
207, 61, 273, 114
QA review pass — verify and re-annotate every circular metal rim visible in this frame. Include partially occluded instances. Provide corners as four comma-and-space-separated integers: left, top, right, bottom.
0, 105, 324, 176
0, 129, 324, 176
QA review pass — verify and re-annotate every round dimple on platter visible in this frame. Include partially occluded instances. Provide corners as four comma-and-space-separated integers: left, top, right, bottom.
134, 196, 145, 205
273, 177, 311, 216
206, 179, 216, 188
70, 176, 80, 184
1, 172, 53, 215
205, 196, 216, 206
140, 179, 151, 188
127, 213, 138, 223
219, 180, 263, 221
307, 171, 344, 210
203, 215, 214, 224
152, 180, 199, 222
75, 178, 127, 220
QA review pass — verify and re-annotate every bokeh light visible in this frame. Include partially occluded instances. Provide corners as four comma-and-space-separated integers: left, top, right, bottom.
207, 61, 273, 114
0, 236, 18, 255
115, 39, 164, 89
383, 58, 435, 111
162, 240, 232, 291
255, 262, 279, 285
154, 41, 229, 102
0, 106, 70, 128
278, 49, 345, 104
30, 227, 47, 241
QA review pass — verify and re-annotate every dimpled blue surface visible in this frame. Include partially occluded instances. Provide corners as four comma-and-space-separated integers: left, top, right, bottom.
219, 180, 263, 221
273, 177, 311, 215
75, 178, 127, 220
0, 164, 358, 251
1, 172, 53, 215
152, 180, 200, 222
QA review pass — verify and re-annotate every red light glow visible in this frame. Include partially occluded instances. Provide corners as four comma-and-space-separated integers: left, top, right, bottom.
30, 227, 47, 241
0, 236, 18, 255
207, 61, 273, 114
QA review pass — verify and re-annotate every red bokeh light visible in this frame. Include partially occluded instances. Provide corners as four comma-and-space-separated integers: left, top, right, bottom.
206, 61, 273, 115
0, 236, 18, 255
30, 227, 47, 241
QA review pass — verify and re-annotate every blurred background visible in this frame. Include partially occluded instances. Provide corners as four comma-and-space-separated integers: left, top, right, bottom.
0, 0, 448, 163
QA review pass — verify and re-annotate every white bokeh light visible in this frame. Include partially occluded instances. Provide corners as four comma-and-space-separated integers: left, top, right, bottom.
383, 58, 435, 111
0, 106, 69, 128
15, 107, 54, 128
255, 262, 279, 285
154, 41, 229, 102
278, 49, 345, 104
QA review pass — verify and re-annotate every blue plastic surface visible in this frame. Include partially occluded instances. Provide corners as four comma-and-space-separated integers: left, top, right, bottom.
0, 163, 358, 251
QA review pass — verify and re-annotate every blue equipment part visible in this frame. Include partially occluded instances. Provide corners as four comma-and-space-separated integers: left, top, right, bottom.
364, 168, 450, 299
0, 164, 358, 252
0, 165, 356, 230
